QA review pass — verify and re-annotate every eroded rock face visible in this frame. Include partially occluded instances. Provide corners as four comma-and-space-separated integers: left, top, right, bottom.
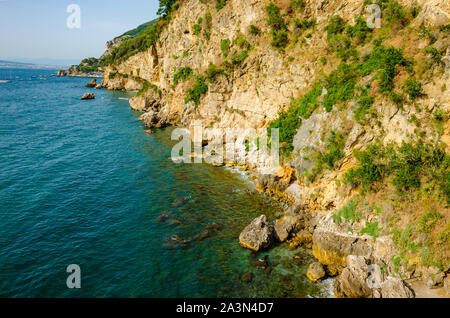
129, 89, 161, 112
312, 214, 373, 267
306, 262, 326, 282
380, 277, 415, 298
333, 256, 372, 298
239, 215, 274, 252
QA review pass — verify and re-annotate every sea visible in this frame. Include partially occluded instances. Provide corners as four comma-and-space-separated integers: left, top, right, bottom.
0, 68, 332, 297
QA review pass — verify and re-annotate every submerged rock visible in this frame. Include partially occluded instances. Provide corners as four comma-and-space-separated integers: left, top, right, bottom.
80, 93, 95, 100
242, 272, 253, 283
239, 215, 274, 252
252, 256, 269, 268
306, 262, 326, 282
156, 214, 170, 223
206, 222, 223, 230
191, 230, 212, 241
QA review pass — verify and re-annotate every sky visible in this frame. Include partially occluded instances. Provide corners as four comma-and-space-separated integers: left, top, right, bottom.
0, 0, 160, 66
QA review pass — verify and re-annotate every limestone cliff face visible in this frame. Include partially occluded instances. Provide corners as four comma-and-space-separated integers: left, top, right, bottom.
100, 0, 450, 297
102, 0, 449, 209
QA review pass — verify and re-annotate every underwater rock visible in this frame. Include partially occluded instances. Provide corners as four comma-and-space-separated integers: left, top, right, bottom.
206, 222, 224, 231
191, 230, 212, 241
242, 272, 253, 283
157, 214, 170, 223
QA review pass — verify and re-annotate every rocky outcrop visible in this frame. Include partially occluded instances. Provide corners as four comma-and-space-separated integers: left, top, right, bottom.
80, 93, 95, 100
333, 255, 414, 298
129, 89, 161, 111
312, 214, 373, 267
239, 215, 274, 252
85, 79, 97, 88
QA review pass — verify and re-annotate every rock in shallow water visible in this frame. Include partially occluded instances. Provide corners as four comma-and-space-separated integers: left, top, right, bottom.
306, 262, 326, 282
239, 215, 274, 252
80, 93, 95, 100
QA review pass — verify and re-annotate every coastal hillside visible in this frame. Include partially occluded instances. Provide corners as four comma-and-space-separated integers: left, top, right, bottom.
98, 0, 450, 297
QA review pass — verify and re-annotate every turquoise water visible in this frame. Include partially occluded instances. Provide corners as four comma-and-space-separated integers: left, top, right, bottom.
0, 68, 332, 297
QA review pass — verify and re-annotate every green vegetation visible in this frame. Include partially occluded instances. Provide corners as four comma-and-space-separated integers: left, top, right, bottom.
382, 0, 408, 26
220, 39, 231, 57
323, 63, 358, 112
290, 0, 304, 11
249, 24, 261, 35
355, 89, 375, 124
402, 77, 424, 100
231, 50, 248, 66
173, 67, 193, 86
266, 2, 289, 51
116, 19, 157, 39
205, 63, 226, 83
184, 76, 208, 105
136, 80, 159, 97
333, 199, 361, 223
344, 144, 386, 191
344, 141, 450, 199
193, 17, 203, 35
418, 211, 443, 233
361, 221, 381, 239
268, 107, 302, 152
216, 0, 227, 11
306, 131, 346, 182
72, 57, 101, 73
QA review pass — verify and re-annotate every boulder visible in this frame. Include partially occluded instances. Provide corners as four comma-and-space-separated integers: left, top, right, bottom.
94, 84, 102, 89
85, 78, 97, 87
274, 216, 297, 242
80, 93, 95, 100
306, 262, 326, 282
139, 111, 160, 128
380, 277, 414, 298
333, 255, 372, 298
239, 215, 274, 252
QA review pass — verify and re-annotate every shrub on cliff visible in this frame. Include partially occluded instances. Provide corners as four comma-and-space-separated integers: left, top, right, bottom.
184, 76, 208, 105
173, 67, 193, 86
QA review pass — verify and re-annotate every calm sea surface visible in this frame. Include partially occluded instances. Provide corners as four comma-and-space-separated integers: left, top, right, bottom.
0, 68, 332, 297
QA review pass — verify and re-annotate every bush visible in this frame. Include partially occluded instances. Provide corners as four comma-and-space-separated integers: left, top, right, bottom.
418, 211, 443, 233
193, 18, 203, 35
291, 82, 322, 119
249, 24, 261, 35
220, 39, 231, 57
322, 63, 358, 112
333, 199, 361, 223
184, 76, 208, 105
383, 0, 408, 25
361, 221, 381, 239
402, 78, 424, 100
271, 30, 289, 49
344, 144, 386, 190
290, 0, 304, 11
268, 107, 302, 151
266, 2, 287, 31
325, 16, 347, 37
355, 90, 375, 124
345, 16, 373, 43
307, 131, 346, 181
205, 63, 225, 83
231, 50, 248, 65
173, 67, 193, 86
216, 0, 227, 11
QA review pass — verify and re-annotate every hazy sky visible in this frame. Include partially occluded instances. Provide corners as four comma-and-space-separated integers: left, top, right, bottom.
0, 0, 159, 65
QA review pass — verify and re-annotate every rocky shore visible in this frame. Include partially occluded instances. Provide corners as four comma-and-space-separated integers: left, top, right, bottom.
87, 0, 449, 298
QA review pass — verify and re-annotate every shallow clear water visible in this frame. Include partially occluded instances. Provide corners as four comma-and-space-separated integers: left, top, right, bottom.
0, 68, 332, 297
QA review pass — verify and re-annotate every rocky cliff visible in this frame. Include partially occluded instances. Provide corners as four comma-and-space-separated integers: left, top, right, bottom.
100, 0, 450, 297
